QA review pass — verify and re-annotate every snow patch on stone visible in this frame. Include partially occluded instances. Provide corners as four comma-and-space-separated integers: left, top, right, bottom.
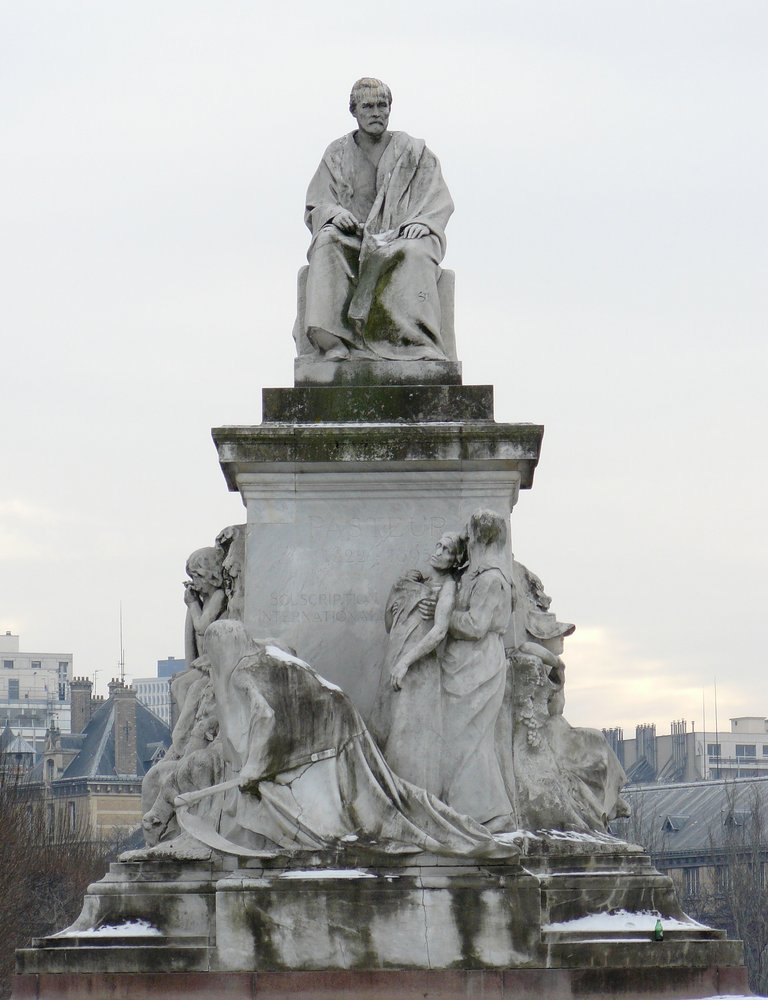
56, 919, 162, 938
545, 909, 707, 932
279, 869, 376, 880
266, 645, 342, 691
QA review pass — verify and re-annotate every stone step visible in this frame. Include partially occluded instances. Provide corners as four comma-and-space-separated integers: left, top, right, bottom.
543, 927, 726, 943
293, 358, 462, 386
30, 934, 210, 949
547, 937, 744, 969
261, 384, 494, 423
17, 943, 210, 975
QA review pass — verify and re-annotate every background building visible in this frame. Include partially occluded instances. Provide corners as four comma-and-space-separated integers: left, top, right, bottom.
611, 774, 768, 993
0, 631, 72, 752
21, 677, 171, 840
131, 656, 184, 728
603, 716, 768, 785
157, 655, 185, 679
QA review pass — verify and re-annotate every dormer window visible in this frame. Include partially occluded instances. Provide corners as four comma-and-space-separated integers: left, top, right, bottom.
662, 815, 689, 833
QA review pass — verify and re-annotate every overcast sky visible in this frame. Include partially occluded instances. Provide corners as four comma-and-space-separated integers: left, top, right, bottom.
1, 1, 766, 738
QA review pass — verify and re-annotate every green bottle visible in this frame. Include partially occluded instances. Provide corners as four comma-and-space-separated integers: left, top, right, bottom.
654, 918, 664, 941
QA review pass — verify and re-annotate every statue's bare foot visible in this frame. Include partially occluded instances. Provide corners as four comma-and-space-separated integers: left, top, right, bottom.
120, 832, 213, 862
483, 813, 516, 835
324, 342, 349, 360
307, 326, 349, 359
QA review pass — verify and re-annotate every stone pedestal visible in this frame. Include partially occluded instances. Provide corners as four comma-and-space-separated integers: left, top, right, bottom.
212, 379, 542, 715
14, 368, 750, 999
14, 838, 747, 999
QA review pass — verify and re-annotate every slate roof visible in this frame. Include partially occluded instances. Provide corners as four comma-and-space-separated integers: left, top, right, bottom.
0, 720, 14, 752
611, 775, 768, 857
62, 698, 170, 780
5, 733, 34, 755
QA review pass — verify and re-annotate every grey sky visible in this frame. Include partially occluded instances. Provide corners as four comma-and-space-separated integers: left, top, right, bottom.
1, 1, 766, 736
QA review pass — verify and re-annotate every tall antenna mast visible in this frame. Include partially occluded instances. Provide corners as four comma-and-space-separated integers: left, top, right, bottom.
119, 602, 125, 683
713, 677, 720, 778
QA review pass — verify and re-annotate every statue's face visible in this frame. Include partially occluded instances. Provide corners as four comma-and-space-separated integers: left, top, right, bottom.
188, 566, 212, 596
430, 534, 457, 571
352, 90, 391, 137
542, 634, 565, 656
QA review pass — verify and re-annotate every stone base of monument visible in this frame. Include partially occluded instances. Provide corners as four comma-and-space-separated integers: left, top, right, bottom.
14, 835, 747, 999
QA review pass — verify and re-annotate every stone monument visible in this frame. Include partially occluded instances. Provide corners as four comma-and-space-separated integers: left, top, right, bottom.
14, 78, 748, 1000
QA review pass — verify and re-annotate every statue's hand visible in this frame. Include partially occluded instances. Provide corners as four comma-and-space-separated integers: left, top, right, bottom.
332, 210, 360, 234
239, 767, 262, 798
183, 583, 198, 607
417, 596, 437, 620
402, 223, 429, 239
403, 569, 425, 583
390, 659, 409, 691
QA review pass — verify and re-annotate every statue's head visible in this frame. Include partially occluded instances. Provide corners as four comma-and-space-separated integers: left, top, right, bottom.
349, 77, 392, 114
430, 531, 468, 574
468, 509, 507, 549
349, 78, 392, 137
525, 611, 575, 656
185, 547, 224, 595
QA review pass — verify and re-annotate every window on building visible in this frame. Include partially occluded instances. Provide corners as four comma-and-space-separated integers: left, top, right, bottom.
3, 660, 13, 670
736, 744, 757, 757
46, 758, 54, 782
46, 803, 54, 832
58, 683, 66, 701
707, 743, 721, 757
683, 867, 700, 897
58, 661, 68, 672
762, 745, 768, 756
8, 679, 19, 699
716, 866, 732, 893
31, 660, 41, 669
67, 801, 76, 829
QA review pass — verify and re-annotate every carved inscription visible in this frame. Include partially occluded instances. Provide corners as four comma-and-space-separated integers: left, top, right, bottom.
255, 591, 382, 627
250, 513, 453, 628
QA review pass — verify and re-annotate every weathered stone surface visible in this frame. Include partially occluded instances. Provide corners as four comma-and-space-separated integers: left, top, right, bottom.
294, 266, 457, 363
12, 966, 750, 999
211, 420, 541, 716
261, 384, 494, 424
217, 471, 522, 715
214, 422, 543, 488
15, 843, 744, 992
294, 357, 463, 386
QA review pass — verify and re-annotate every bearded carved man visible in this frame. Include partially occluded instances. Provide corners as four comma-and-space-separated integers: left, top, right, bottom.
302, 77, 454, 361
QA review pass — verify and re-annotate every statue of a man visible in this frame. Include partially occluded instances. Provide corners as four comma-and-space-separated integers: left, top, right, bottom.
302, 78, 454, 361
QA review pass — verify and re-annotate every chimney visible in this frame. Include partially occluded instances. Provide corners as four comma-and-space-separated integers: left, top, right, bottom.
69, 677, 93, 733
110, 679, 137, 776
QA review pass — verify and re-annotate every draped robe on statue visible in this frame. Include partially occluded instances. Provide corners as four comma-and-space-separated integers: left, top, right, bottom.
304, 131, 454, 360
185, 625, 517, 861
441, 566, 514, 825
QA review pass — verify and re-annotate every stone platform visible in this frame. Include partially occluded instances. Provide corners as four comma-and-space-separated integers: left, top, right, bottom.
14, 836, 747, 999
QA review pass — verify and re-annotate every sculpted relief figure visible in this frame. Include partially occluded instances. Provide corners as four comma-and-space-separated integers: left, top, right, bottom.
140, 527, 248, 851
183, 546, 227, 665
507, 566, 629, 831
382, 532, 468, 796
301, 77, 454, 361
379, 510, 515, 833
162, 621, 516, 861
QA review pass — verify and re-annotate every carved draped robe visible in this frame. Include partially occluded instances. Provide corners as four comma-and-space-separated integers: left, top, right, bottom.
192, 645, 516, 860
303, 131, 454, 360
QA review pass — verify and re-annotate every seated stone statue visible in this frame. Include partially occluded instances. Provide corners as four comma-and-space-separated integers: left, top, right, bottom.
301, 77, 454, 361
